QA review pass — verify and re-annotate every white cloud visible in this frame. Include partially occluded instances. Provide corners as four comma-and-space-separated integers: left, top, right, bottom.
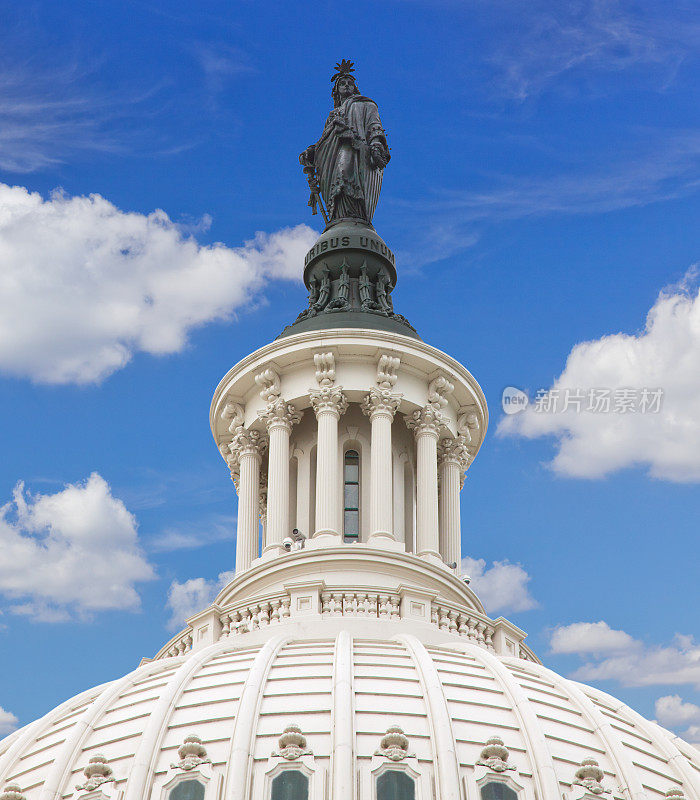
0, 183, 317, 384
0, 706, 19, 736
548, 623, 700, 690
655, 694, 700, 727
550, 621, 638, 655
460, 556, 538, 614
0, 473, 155, 622
165, 570, 233, 631
499, 270, 700, 482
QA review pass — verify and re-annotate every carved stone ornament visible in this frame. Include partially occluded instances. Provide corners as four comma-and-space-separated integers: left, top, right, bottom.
438, 436, 471, 473
272, 724, 312, 760
427, 375, 454, 411
171, 734, 212, 771
573, 758, 609, 795
405, 404, 444, 437
476, 736, 515, 773
375, 726, 410, 761
377, 354, 400, 389
314, 352, 336, 386
255, 367, 281, 403
258, 398, 303, 432
309, 386, 348, 418
230, 428, 267, 461
0, 785, 26, 800
75, 754, 116, 792
665, 791, 685, 799
221, 400, 245, 434
456, 404, 480, 444
361, 387, 402, 420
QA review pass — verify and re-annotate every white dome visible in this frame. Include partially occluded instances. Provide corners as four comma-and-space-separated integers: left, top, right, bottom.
1, 625, 699, 800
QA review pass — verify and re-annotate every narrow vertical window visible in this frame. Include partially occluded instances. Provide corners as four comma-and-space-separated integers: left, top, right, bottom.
271, 770, 309, 800
377, 770, 415, 800
480, 783, 517, 800
343, 449, 360, 542
168, 779, 205, 800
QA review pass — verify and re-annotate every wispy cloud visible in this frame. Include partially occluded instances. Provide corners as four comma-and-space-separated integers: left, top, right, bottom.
0, 706, 18, 736
460, 556, 538, 614
166, 570, 233, 630
488, 0, 698, 100
149, 516, 235, 552
190, 42, 255, 105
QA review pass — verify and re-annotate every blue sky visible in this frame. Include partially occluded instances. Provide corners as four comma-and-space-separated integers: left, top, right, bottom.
1, 0, 699, 745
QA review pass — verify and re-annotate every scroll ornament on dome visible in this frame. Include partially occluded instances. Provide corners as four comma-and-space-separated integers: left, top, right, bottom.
375, 726, 411, 761
476, 736, 516, 773
171, 734, 212, 772
572, 758, 610, 795
272, 724, 312, 760
75, 754, 116, 792
0, 785, 26, 800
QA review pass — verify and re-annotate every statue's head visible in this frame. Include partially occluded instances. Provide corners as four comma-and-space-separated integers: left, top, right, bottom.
331, 59, 360, 107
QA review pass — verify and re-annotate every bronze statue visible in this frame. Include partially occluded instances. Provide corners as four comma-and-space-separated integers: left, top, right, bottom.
300, 60, 390, 225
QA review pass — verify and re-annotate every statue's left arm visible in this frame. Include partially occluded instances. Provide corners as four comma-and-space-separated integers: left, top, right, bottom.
366, 103, 390, 169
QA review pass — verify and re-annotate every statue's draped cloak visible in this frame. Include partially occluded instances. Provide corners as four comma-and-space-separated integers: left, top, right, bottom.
314, 94, 387, 223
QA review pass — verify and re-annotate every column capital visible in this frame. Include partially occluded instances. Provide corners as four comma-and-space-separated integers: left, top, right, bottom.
438, 435, 471, 470
405, 404, 444, 438
258, 398, 303, 432
230, 428, 267, 462
309, 386, 348, 418
361, 387, 402, 420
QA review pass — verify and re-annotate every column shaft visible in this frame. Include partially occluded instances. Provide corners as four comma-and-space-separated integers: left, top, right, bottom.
369, 411, 394, 538
315, 409, 341, 535
415, 427, 440, 557
311, 387, 347, 538
266, 422, 290, 549
236, 450, 260, 572
392, 454, 405, 544
438, 458, 461, 566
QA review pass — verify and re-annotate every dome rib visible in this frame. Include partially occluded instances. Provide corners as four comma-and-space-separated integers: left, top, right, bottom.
587, 683, 698, 794
0, 684, 103, 786
331, 631, 355, 800
39, 662, 169, 800
397, 635, 461, 800
124, 645, 225, 800
464, 647, 561, 800
537, 667, 648, 800
224, 635, 288, 800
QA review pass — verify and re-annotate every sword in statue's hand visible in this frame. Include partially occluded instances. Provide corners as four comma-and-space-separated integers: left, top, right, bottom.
299, 151, 329, 225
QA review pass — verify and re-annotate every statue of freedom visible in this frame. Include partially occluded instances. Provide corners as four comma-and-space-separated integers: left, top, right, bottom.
299, 60, 391, 225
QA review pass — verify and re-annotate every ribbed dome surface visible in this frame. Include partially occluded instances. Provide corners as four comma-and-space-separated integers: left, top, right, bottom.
2, 633, 698, 800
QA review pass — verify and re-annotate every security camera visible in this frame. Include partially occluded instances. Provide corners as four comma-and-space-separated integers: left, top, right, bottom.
282, 537, 294, 551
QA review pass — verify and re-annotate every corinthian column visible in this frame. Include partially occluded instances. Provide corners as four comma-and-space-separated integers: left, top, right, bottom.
258, 399, 302, 553
438, 436, 470, 567
310, 386, 348, 539
362, 388, 401, 541
406, 405, 443, 561
229, 429, 267, 572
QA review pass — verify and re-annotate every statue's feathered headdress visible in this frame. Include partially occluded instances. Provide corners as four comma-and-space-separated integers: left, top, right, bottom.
331, 59, 355, 83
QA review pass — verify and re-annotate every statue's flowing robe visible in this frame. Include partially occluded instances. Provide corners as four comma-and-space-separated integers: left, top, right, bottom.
313, 94, 389, 223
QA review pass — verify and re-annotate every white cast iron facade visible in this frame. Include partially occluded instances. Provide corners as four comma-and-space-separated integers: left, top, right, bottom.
2, 327, 699, 800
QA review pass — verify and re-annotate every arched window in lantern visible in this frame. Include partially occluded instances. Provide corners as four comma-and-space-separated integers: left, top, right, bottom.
376, 769, 416, 800
480, 782, 518, 800
270, 769, 309, 800
343, 449, 360, 542
168, 779, 206, 800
